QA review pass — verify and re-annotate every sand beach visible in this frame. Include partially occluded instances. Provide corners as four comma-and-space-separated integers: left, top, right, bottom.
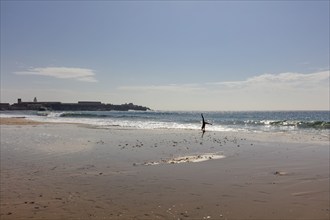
0, 117, 329, 219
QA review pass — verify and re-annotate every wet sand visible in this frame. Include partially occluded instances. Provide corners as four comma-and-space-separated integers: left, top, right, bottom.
0, 117, 46, 125
1, 117, 329, 219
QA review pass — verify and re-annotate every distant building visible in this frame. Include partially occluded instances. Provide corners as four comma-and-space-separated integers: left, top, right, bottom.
0, 98, 150, 111
78, 101, 102, 105
0, 103, 10, 110
10, 98, 61, 110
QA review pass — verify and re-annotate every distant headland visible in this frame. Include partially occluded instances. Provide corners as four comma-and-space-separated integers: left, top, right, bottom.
0, 98, 151, 111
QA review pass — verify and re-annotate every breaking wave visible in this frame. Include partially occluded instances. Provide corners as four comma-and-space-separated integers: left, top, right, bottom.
267, 120, 330, 129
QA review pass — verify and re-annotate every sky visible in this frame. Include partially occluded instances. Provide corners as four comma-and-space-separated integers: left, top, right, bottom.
1, 1, 329, 111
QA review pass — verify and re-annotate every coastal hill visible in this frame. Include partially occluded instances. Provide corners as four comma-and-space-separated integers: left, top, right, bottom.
0, 98, 151, 111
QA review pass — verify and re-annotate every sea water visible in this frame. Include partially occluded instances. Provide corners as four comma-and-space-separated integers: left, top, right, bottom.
1, 110, 329, 134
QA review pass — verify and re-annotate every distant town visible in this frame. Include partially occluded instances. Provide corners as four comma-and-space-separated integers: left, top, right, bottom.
0, 98, 151, 111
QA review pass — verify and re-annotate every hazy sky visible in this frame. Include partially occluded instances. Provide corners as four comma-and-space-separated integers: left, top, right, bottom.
1, 1, 329, 111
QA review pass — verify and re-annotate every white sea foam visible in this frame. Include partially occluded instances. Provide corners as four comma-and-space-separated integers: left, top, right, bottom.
18, 113, 235, 131
144, 153, 225, 165
1, 111, 328, 132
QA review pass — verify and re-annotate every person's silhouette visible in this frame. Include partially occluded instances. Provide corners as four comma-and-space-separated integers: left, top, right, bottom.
201, 113, 212, 132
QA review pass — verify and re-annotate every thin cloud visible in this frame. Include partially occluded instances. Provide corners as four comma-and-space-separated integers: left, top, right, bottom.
119, 71, 329, 92
15, 67, 98, 82
117, 70, 329, 110
211, 71, 329, 88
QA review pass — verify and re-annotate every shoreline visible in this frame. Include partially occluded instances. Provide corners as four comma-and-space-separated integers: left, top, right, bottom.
1, 116, 328, 144
1, 118, 329, 219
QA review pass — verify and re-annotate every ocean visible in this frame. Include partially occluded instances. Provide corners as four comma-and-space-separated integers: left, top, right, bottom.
1, 110, 329, 133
